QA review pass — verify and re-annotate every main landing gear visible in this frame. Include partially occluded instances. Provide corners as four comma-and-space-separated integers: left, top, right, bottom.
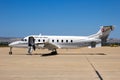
51, 49, 57, 55
41, 49, 57, 56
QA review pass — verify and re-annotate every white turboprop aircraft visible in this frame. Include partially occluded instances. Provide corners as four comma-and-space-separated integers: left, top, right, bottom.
9, 26, 114, 55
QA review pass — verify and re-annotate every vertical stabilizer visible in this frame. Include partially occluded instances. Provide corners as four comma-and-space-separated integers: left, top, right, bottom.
89, 25, 114, 43
99, 26, 114, 42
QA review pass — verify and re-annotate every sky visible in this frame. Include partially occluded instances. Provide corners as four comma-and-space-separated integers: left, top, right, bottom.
0, 0, 120, 38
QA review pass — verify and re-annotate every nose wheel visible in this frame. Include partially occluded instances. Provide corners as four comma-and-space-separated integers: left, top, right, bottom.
9, 47, 12, 55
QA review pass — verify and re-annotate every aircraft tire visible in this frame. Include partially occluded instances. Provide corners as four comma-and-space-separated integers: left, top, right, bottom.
9, 52, 12, 55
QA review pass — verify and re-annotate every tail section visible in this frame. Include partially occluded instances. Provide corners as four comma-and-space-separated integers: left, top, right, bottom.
89, 25, 115, 43
99, 26, 114, 42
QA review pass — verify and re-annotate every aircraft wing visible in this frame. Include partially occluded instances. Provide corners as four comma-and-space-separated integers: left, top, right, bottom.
44, 42, 59, 50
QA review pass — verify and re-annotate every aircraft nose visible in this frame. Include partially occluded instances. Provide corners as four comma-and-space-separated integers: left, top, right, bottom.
9, 41, 19, 47
9, 42, 15, 47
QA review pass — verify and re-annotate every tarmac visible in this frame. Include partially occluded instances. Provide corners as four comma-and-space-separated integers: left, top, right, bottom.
0, 47, 120, 80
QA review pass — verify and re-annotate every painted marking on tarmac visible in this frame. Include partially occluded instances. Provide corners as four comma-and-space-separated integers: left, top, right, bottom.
86, 56, 103, 80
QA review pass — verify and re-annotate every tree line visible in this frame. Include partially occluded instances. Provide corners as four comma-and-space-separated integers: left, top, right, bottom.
0, 42, 9, 47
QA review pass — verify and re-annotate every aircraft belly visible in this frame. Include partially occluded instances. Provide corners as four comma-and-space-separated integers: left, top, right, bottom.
58, 42, 90, 48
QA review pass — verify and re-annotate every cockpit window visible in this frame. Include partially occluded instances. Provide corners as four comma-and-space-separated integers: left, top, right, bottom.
21, 39, 27, 41
24, 39, 27, 41
21, 39, 24, 41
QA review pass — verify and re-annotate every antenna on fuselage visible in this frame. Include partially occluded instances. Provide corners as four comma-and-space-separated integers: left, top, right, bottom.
39, 33, 42, 36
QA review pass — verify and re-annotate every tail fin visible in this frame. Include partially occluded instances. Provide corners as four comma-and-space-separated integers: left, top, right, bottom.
89, 25, 115, 42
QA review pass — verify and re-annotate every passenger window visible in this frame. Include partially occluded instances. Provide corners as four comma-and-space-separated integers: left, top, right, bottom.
57, 40, 59, 42
52, 40, 54, 42
71, 40, 73, 43
66, 40, 68, 43
43, 39, 45, 42
61, 40, 63, 43
38, 39, 40, 42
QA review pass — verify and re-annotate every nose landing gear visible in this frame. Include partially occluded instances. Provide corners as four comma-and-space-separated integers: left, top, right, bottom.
9, 47, 12, 55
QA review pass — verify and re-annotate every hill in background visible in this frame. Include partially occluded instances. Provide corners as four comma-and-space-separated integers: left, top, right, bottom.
0, 37, 21, 43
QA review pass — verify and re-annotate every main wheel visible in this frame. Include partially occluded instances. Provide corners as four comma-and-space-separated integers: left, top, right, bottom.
51, 51, 57, 55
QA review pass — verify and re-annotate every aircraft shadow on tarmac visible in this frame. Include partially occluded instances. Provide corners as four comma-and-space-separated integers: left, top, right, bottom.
26, 52, 58, 57
41, 52, 57, 57
26, 52, 106, 56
